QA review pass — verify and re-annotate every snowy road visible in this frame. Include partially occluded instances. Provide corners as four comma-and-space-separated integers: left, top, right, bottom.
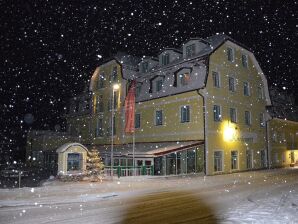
1, 168, 298, 224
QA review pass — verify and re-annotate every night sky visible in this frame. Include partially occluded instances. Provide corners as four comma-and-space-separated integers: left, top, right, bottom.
0, 1, 297, 160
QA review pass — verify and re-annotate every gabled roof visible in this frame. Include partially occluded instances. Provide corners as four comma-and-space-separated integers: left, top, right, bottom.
56, 142, 89, 153
158, 48, 182, 55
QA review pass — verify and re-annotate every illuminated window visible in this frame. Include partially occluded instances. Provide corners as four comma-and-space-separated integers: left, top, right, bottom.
179, 72, 191, 86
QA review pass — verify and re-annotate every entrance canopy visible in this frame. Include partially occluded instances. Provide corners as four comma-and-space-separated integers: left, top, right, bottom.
93, 141, 204, 157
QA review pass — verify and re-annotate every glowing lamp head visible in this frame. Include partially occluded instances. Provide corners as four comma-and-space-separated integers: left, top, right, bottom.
113, 83, 120, 90
223, 126, 236, 142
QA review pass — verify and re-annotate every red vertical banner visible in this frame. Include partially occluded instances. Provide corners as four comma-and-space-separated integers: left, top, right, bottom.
124, 80, 136, 133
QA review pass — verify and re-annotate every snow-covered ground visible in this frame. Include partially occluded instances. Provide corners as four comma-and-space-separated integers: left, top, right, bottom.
0, 168, 298, 224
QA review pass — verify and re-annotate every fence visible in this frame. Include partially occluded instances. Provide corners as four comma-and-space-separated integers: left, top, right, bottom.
104, 165, 154, 177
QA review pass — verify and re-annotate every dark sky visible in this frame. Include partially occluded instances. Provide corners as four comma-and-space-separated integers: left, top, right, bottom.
0, 0, 297, 159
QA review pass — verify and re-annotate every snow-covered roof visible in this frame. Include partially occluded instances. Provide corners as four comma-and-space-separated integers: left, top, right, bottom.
93, 141, 203, 157
56, 143, 89, 153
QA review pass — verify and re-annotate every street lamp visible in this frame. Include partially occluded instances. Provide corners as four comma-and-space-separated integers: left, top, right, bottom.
111, 83, 120, 179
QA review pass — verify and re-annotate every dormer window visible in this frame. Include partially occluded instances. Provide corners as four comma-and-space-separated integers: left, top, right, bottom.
179, 72, 191, 86
161, 53, 170, 65
136, 83, 142, 97
141, 61, 149, 73
186, 44, 195, 57
156, 79, 163, 92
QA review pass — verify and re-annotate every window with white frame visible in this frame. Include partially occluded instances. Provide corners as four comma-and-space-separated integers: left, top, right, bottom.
162, 53, 170, 65
231, 151, 238, 170
179, 72, 191, 86
227, 47, 234, 62
260, 112, 265, 127
214, 151, 223, 172
181, 105, 190, 123
230, 108, 237, 123
242, 54, 248, 68
213, 105, 221, 122
245, 111, 251, 125
186, 44, 195, 57
212, 71, 220, 88
228, 76, 236, 92
155, 110, 163, 126
243, 82, 250, 96
135, 113, 141, 129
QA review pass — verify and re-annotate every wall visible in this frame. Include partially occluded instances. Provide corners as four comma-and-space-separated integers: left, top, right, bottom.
269, 118, 298, 167
205, 41, 269, 175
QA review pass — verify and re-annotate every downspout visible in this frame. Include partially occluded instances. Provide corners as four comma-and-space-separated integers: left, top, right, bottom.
197, 89, 208, 175
266, 114, 273, 169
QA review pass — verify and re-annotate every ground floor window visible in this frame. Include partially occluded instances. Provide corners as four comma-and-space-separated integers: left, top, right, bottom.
67, 153, 81, 171
260, 150, 266, 168
231, 151, 238, 170
214, 151, 223, 172
246, 150, 253, 169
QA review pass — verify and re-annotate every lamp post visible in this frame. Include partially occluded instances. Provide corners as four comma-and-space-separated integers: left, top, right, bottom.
111, 83, 120, 179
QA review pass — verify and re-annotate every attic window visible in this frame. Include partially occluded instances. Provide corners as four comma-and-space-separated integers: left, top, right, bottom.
179, 72, 191, 86
141, 61, 149, 73
162, 53, 170, 65
186, 44, 195, 57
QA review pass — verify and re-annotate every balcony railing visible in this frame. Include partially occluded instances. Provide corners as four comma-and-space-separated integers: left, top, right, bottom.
104, 165, 154, 177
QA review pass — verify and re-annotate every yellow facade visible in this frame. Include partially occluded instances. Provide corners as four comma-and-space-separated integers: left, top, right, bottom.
205, 41, 269, 175
132, 91, 204, 143
27, 36, 298, 176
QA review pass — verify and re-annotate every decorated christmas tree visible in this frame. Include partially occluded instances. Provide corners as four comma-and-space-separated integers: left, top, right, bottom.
86, 148, 104, 181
